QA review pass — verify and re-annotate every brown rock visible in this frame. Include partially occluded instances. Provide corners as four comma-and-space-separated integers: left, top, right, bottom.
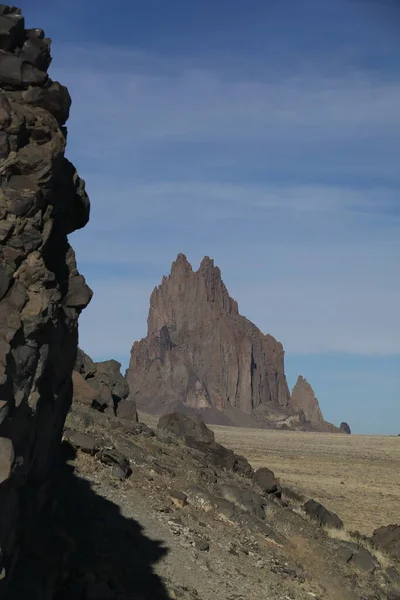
72, 370, 97, 406
254, 467, 281, 497
291, 376, 324, 423
127, 254, 290, 423
169, 489, 188, 508
73, 348, 133, 417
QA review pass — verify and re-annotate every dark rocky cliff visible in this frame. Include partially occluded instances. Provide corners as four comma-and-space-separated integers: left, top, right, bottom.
0, 4, 91, 592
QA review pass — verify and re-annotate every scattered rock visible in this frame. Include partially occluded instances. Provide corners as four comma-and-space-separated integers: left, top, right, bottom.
186, 485, 216, 512
157, 412, 215, 445
303, 499, 344, 529
217, 484, 266, 519
193, 539, 209, 551
254, 467, 281, 497
99, 449, 131, 478
169, 489, 188, 508
372, 524, 400, 560
64, 431, 97, 455
386, 567, 400, 585
350, 548, 377, 572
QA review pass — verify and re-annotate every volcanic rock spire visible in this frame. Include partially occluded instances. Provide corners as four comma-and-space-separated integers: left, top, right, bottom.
127, 254, 291, 425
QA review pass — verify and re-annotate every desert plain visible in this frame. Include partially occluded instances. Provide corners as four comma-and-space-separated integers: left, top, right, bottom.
141, 413, 399, 535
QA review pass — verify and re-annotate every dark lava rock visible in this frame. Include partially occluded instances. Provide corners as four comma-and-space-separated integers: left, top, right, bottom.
350, 548, 377, 572
64, 431, 98, 455
99, 449, 131, 478
185, 437, 253, 478
22, 81, 71, 124
157, 412, 215, 445
254, 467, 282, 498
303, 499, 344, 530
372, 524, 400, 560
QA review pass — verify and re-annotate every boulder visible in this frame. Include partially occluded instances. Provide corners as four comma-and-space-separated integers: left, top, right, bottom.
73, 348, 134, 418
254, 467, 281, 498
72, 370, 97, 407
64, 431, 98, 455
217, 484, 266, 519
99, 449, 131, 478
303, 499, 344, 530
372, 524, 400, 560
157, 412, 215, 445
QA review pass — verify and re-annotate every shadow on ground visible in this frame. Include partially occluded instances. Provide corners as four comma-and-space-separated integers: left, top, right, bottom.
6, 442, 170, 599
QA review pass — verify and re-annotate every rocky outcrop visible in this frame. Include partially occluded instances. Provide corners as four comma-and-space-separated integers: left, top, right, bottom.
371, 524, 400, 561
340, 422, 351, 435
73, 348, 135, 419
0, 5, 91, 592
291, 376, 324, 423
289, 376, 343, 432
128, 254, 291, 425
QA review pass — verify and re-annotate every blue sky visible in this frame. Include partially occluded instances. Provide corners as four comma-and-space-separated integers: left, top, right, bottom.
25, 1, 399, 434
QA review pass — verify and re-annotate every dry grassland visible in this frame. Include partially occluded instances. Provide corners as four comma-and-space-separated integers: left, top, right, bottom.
212, 426, 400, 535
139, 412, 399, 535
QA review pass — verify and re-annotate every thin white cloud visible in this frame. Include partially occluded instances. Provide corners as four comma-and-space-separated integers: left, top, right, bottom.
57, 43, 400, 362
52, 46, 400, 161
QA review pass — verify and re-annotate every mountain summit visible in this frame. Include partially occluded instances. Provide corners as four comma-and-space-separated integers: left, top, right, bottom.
127, 255, 342, 431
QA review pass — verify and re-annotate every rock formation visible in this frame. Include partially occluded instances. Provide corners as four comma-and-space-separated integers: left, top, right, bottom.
73, 347, 136, 420
291, 376, 324, 423
127, 254, 292, 426
0, 5, 91, 592
340, 422, 351, 435
290, 376, 343, 432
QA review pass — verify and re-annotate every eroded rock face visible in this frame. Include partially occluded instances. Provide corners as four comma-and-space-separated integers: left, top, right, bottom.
0, 5, 91, 591
127, 254, 290, 424
291, 376, 324, 423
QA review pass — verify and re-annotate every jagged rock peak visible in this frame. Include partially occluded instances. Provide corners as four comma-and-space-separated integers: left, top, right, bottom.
128, 253, 291, 423
171, 252, 192, 273
0, 5, 91, 593
291, 375, 324, 423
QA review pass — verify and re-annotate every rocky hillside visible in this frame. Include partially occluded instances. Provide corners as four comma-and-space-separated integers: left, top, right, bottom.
7, 397, 398, 599
0, 4, 91, 594
127, 254, 345, 432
